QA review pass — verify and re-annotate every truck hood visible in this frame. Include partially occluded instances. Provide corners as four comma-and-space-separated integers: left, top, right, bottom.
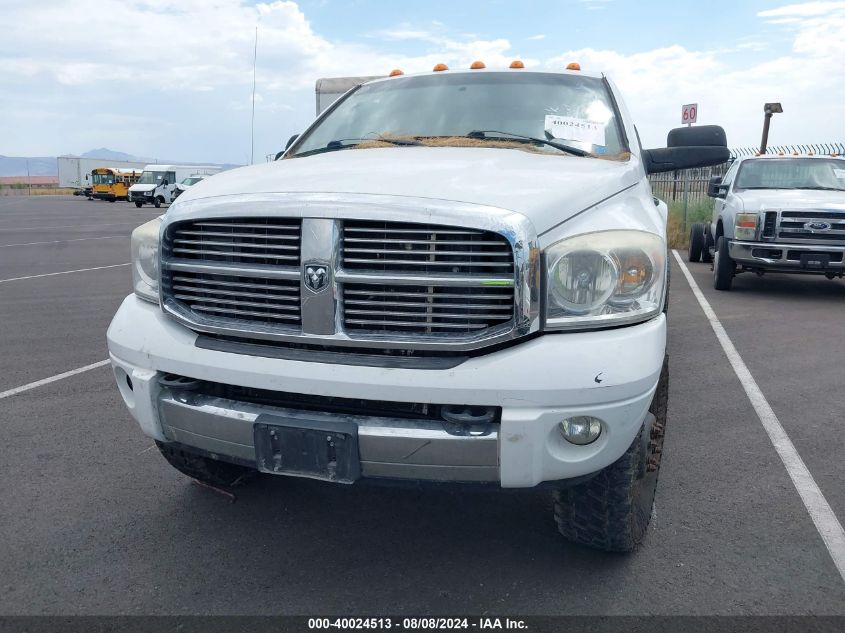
176, 147, 642, 234
129, 184, 156, 192
735, 189, 845, 211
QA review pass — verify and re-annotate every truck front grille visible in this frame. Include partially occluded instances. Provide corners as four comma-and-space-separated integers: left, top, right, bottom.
777, 210, 845, 242
162, 218, 303, 331
342, 221, 514, 275
168, 218, 301, 266
165, 271, 301, 326
161, 215, 525, 351
343, 283, 514, 334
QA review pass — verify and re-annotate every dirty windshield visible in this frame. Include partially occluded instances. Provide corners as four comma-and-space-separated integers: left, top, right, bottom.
290, 72, 627, 158
735, 158, 845, 191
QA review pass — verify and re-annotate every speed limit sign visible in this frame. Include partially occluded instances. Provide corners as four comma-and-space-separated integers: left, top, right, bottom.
682, 103, 698, 125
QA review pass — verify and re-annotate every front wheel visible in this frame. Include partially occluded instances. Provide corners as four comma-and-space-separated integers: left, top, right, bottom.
134, 202, 143, 208
154, 197, 162, 208
713, 236, 735, 291
553, 356, 669, 552
688, 223, 705, 262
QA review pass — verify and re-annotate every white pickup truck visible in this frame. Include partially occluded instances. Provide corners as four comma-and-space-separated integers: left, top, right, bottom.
107, 65, 727, 551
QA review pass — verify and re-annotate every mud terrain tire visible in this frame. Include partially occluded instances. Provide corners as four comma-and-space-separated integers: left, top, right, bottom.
553, 355, 669, 552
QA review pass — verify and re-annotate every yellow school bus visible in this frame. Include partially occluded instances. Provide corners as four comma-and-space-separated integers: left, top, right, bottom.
91, 167, 142, 202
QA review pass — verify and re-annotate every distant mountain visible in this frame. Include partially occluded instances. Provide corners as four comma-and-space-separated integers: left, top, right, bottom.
0, 156, 57, 177
0, 149, 241, 177
79, 148, 151, 162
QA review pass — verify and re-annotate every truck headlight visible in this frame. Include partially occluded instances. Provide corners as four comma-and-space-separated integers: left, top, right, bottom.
735, 213, 758, 240
131, 217, 162, 303
145, 190, 153, 196
545, 230, 665, 330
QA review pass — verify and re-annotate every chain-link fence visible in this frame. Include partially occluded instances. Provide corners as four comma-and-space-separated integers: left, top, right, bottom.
648, 143, 844, 202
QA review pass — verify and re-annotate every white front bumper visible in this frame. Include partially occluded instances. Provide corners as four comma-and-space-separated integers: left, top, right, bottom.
107, 296, 666, 487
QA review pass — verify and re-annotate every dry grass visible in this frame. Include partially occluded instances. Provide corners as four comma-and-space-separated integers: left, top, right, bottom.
0, 187, 76, 197
666, 198, 714, 249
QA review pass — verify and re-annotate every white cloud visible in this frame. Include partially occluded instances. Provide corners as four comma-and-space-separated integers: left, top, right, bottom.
547, 1, 845, 149
758, 1, 845, 18
2, 0, 844, 162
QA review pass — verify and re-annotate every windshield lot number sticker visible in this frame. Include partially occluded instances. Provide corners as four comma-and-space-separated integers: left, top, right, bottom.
545, 115, 605, 146
834, 169, 845, 179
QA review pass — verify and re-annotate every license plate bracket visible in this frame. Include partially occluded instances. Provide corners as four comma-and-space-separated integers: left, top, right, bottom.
800, 253, 830, 269
254, 415, 360, 484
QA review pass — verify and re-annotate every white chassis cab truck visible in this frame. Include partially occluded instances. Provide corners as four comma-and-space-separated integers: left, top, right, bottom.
128, 164, 221, 209
108, 67, 728, 551
688, 154, 845, 290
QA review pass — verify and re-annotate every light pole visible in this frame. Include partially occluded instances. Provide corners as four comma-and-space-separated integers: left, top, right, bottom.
760, 102, 783, 154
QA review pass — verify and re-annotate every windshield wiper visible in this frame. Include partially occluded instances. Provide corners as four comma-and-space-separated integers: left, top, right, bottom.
800, 186, 844, 191
328, 137, 421, 148
466, 130, 589, 156
294, 137, 421, 158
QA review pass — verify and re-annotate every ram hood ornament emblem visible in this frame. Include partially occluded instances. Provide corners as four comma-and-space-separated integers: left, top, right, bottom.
303, 262, 330, 292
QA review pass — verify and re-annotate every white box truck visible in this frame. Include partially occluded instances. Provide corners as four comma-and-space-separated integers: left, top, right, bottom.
57, 156, 147, 189
128, 165, 221, 208
315, 76, 383, 115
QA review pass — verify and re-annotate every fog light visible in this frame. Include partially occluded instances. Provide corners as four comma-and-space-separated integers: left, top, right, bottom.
559, 416, 602, 445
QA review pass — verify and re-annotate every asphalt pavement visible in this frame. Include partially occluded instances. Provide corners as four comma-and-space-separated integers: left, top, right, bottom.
0, 196, 843, 615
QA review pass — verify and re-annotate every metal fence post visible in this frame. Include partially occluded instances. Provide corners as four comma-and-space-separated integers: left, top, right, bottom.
682, 169, 689, 235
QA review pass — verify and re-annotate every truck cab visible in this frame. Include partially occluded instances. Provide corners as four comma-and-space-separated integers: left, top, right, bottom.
108, 65, 727, 552
689, 154, 845, 289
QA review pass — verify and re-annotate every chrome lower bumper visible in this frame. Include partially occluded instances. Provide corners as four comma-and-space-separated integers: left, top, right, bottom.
158, 389, 500, 482
729, 240, 845, 270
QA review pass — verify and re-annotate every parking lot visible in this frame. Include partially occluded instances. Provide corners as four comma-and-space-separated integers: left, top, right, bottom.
1, 195, 844, 615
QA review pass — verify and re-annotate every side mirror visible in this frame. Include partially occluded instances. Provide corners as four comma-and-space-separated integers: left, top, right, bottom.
162, 180, 168, 186
275, 134, 300, 161
707, 176, 727, 198
643, 125, 730, 174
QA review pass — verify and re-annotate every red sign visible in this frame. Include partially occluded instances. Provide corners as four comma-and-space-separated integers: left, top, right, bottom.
682, 103, 698, 125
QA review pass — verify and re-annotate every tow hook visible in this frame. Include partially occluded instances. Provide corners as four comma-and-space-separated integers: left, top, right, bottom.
159, 374, 203, 391
440, 405, 497, 436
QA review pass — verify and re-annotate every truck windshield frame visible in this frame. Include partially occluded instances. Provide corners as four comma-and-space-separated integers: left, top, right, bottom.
138, 171, 166, 185
734, 158, 845, 191
289, 72, 629, 159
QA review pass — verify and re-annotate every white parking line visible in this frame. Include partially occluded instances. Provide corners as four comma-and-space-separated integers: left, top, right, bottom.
672, 249, 845, 584
0, 263, 130, 284
0, 235, 125, 248
0, 221, 151, 232
0, 360, 110, 400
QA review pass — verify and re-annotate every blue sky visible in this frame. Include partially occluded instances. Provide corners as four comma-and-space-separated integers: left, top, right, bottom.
300, 0, 785, 58
2, 0, 844, 164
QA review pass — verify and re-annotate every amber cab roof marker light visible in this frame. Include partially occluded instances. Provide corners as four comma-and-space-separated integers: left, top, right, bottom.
470, 61, 486, 69
566, 62, 581, 71
433, 63, 448, 72
389, 69, 404, 77
509, 60, 525, 69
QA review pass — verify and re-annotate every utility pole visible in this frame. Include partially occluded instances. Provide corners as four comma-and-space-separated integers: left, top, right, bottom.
26, 159, 32, 196
760, 102, 783, 154
250, 26, 258, 165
